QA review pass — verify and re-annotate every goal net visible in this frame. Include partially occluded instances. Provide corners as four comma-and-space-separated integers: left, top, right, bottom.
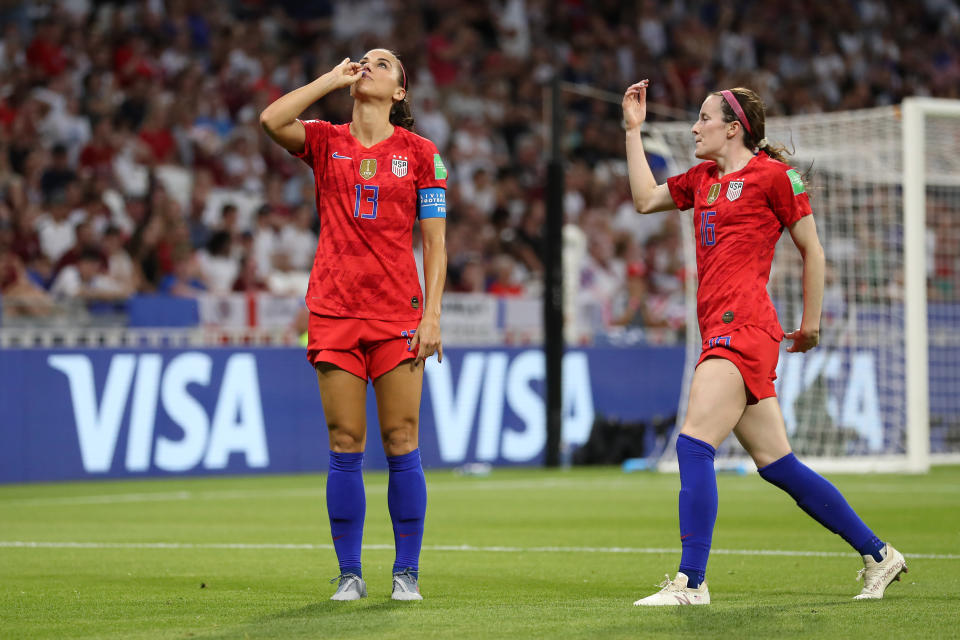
645, 98, 960, 473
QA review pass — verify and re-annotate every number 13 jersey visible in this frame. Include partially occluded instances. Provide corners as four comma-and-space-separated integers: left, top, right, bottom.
292, 119, 447, 321
667, 153, 812, 342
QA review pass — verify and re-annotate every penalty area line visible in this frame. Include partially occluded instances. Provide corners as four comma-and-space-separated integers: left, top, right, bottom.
1, 540, 958, 560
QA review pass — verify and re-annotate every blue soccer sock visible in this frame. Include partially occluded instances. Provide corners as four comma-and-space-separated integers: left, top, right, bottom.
387, 448, 427, 576
327, 450, 365, 577
676, 434, 718, 589
758, 453, 884, 561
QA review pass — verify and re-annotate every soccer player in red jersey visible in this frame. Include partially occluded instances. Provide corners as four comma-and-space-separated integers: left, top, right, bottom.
622, 81, 907, 605
260, 49, 447, 601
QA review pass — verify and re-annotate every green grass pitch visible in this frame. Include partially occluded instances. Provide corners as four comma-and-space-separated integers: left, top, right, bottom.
2, 465, 959, 639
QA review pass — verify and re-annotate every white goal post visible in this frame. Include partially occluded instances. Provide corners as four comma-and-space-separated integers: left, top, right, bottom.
647, 98, 960, 473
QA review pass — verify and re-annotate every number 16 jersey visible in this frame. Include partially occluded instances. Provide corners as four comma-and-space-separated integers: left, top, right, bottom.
293, 119, 447, 322
666, 153, 812, 342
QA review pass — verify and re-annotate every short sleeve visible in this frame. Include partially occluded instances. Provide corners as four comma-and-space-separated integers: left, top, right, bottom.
414, 138, 447, 190
666, 163, 704, 211
289, 119, 333, 166
767, 166, 813, 228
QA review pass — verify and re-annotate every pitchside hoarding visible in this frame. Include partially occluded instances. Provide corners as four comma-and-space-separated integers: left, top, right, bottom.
0, 347, 683, 483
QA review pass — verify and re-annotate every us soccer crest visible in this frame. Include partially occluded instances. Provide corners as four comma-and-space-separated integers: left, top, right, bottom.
359, 159, 377, 180
706, 183, 721, 205
391, 155, 408, 178
726, 180, 744, 201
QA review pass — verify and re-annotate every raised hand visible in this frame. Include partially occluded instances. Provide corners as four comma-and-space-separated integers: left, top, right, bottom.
328, 57, 363, 89
622, 79, 650, 131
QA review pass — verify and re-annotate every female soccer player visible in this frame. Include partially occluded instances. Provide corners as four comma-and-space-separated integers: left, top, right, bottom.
260, 50, 447, 601
622, 81, 907, 606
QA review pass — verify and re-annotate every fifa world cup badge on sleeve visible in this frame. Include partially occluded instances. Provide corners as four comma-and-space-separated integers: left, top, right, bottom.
786, 169, 806, 195
706, 183, 721, 205
433, 154, 447, 180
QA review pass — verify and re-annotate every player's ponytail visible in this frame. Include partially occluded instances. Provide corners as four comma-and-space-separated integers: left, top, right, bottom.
388, 50, 415, 131
390, 97, 415, 131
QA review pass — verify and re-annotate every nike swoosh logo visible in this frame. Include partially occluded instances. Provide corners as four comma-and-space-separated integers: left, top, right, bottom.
397, 533, 417, 538
332, 534, 346, 541
332, 152, 352, 160
680, 534, 692, 540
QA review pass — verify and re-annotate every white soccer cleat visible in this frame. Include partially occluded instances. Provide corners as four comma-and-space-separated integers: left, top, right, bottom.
391, 569, 423, 601
853, 543, 907, 600
330, 573, 367, 601
633, 572, 710, 606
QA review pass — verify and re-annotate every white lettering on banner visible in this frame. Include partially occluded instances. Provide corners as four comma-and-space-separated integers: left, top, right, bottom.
127, 354, 162, 471
427, 352, 486, 462
425, 350, 595, 463
204, 354, 269, 469
775, 350, 883, 450
48, 355, 136, 473
49, 353, 269, 474
502, 350, 545, 462
476, 353, 508, 461
156, 353, 212, 472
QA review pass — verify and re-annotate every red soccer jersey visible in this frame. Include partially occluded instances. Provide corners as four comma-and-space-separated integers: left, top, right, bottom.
666, 153, 812, 341
293, 120, 447, 321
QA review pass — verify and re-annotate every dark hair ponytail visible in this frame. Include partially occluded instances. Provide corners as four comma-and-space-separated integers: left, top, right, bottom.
388, 50, 414, 131
390, 98, 415, 131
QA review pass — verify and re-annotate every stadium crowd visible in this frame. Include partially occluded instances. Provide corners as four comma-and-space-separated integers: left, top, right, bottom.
0, 0, 958, 338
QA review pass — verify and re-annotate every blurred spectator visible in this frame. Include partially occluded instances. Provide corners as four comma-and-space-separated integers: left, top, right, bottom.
51, 219, 105, 278
198, 230, 239, 294
487, 254, 525, 296
281, 204, 319, 272
157, 249, 207, 298
36, 192, 77, 263
102, 225, 139, 295
49, 248, 127, 301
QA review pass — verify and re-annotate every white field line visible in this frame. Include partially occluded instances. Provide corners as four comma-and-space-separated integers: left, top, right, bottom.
6, 476, 958, 507
0, 479, 637, 506
1, 540, 958, 560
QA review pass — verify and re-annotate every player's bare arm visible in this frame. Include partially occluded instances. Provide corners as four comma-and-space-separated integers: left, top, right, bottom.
412, 217, 446, 365
260, 57, 363, 153
623, 79, 677, 214
784, 214, 825, 353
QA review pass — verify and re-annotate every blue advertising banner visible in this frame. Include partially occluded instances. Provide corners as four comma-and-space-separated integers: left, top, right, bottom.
0, 347, 684, 483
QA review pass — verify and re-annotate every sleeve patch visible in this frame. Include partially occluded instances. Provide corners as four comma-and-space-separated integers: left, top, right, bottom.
433, 154, 447, 180
417, 187, 446, 219
786, 169, 805, 195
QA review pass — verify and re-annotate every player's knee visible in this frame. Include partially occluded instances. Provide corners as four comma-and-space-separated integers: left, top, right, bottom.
328, 424, 364, 452
380, 416, 418, 455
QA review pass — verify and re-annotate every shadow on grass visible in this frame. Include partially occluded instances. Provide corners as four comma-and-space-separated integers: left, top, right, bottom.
197, 598, 426, 640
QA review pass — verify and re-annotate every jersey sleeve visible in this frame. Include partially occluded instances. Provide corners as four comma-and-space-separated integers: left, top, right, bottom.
289, 119, 332, 167
414, 138, 448, 191
666, 163, 704, 211
767, 166, 813, 228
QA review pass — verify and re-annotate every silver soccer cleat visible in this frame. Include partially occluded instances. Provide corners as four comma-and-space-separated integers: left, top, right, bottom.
330, 573, 367, 601
391, 569, 423, 601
